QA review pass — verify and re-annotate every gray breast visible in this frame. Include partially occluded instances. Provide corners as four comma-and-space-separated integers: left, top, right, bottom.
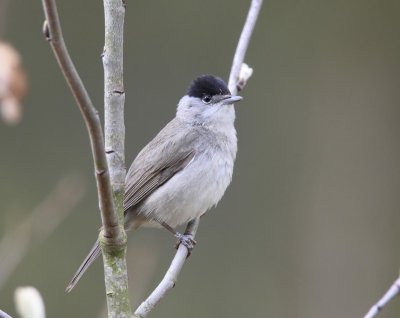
136, 126, 237, 228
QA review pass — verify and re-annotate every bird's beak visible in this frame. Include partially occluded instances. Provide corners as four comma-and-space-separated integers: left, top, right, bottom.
221, 95, 243, 106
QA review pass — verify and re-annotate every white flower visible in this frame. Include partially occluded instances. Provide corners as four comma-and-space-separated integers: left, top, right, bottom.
14, 287, 45, 318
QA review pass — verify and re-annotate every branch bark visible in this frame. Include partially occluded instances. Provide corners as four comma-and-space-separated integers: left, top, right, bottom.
103, 0, 126, 198
134, 1, 262, 316
101, 0, 131, 317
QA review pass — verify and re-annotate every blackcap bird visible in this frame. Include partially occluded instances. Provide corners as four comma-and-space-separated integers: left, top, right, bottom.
66, 75, 243, 292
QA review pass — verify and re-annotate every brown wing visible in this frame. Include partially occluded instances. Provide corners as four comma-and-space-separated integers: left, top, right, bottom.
123, 119, 197, 213
123, 149, 195, 212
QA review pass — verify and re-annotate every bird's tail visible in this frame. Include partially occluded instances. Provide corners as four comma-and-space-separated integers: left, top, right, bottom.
66, 239, 101, 292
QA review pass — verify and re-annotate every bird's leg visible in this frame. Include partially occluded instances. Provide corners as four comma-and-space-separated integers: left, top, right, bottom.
160, 221, 197, 254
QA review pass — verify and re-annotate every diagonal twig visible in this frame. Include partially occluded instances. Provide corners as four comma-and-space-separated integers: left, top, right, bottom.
363, 276, 400, 318
228, 0, 263, 95
40, 0, 121, 245
134, 218, 200, 318
0, 309, 13, 318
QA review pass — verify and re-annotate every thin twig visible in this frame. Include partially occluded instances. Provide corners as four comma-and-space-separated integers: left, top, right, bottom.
0, 310, 13, 318
134, 218, 200, 318
134, 2, 262, 316
0, 174, 85, 290
363, 276, 400, 318
228, 0, 263, 95
101, 0, 131, 316
40, 0, 121, 244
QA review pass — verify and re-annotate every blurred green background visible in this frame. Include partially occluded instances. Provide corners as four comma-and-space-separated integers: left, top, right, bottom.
1, 0, 400, 317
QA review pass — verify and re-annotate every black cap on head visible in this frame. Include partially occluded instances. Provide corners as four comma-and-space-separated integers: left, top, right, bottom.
187, 75, 231, 99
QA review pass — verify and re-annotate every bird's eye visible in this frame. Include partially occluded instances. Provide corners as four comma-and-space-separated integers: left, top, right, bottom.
202, 95, 212, 104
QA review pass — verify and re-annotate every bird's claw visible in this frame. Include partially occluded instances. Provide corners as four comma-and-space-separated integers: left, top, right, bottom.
175, 232, 197, 255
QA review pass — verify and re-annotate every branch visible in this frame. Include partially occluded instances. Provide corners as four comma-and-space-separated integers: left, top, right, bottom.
40, 0, 121, 244
134, 218, 200, 318
228, 0, 263, 95
0, 174, 85, 291
101, 0, 131, 316
363, 276, 400, 318
103, 0, 126, 191
97, 241, 160, 318
0, 310, 12, 318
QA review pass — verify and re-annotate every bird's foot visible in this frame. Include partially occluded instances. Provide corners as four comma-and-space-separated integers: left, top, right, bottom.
175, 232, 197, 256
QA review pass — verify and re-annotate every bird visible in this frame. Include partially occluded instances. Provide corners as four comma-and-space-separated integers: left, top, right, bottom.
66, 74, 243, 292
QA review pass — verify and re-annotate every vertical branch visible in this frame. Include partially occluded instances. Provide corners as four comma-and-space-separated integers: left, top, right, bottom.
102, 0, 131, 317
228, 0, 263, 95
103, 0, 126, 198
